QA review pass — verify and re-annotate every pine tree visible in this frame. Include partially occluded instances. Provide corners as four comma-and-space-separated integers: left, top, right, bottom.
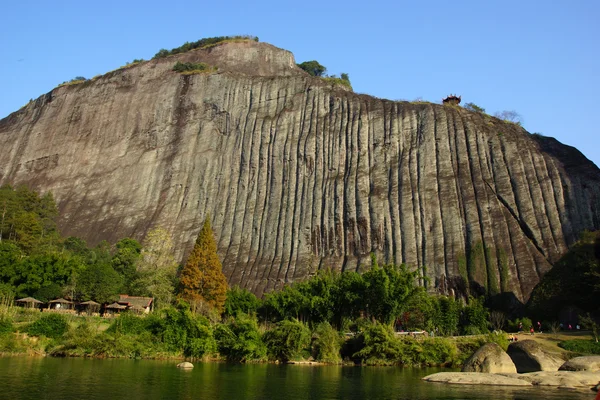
179, 216, 228, 312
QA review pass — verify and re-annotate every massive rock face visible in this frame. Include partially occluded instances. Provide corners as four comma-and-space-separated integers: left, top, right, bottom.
1, 41, 599, 299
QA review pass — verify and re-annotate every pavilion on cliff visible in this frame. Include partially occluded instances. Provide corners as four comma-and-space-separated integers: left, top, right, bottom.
442, 94, 461, 105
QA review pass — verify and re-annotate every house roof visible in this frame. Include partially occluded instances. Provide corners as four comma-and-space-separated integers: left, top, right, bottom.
106, 302, 127, 309
118, 295, 153, 309
49, 298, 73, 304
80, 300, 100, 306
16, 297, 43, 304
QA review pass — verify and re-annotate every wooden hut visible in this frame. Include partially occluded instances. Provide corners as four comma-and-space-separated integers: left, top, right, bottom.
15, 297, 43, 309
79, 300, 101, 316
118, 295, 153, 314
48, 298, 74, 312
104, 302, 127, 317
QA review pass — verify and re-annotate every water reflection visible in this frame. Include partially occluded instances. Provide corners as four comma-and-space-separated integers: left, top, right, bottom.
0, 357, 592, 400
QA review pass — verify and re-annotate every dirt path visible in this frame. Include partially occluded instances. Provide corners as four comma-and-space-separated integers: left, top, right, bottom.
512, 330, 593, 357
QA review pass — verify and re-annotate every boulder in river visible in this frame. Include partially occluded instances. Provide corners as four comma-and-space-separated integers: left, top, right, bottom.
559, 356, 600, 372
177, 362, 194, 369
461, 343, 517, 373
506, 340, 563, 372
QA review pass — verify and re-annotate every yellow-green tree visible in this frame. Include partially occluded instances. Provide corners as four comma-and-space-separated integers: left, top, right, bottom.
179, 217, 227, 313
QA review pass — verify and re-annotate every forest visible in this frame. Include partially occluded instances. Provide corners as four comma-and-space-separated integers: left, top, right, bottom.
0, 184, 599, 363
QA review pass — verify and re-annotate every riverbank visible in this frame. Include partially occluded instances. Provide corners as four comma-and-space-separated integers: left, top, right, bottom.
1, 308, 595, 367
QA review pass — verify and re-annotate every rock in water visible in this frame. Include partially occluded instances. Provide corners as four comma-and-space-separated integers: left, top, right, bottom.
177, 362, 194, 369
462, 343, 516, 373
559, 356, 600, 372
1, 40, 599, 297
507, 340, 564, 372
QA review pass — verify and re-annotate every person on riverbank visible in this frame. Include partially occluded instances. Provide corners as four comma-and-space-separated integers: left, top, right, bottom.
530, 327, 534, 335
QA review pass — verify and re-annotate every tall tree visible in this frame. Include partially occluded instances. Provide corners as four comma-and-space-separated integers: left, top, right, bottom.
179, 217, 227, 312
134, 228, 177, 309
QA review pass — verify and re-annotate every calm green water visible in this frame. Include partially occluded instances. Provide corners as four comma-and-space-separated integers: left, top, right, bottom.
0, 357, 593, 400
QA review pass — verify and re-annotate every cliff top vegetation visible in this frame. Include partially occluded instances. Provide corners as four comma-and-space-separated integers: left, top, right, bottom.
152, 35, 259, 59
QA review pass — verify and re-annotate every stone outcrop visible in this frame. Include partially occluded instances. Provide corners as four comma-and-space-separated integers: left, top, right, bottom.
461, 343, 516, 373
176, 362, 194, 369
559, 356, 600, 372
507, 340, 564, 372
423, 371, 600, 389
423, 372, 530, 386
1, 41, 600, 297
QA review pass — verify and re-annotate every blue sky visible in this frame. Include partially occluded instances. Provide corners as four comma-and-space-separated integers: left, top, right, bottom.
1, 1, 598, 166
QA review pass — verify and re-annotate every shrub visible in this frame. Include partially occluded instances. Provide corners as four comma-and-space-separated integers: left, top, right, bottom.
320, 77, 352, 90
215, 315, 266, 362
494, 110, 523, 125
485, 331, 509, 351
418, 337, 458, 366
153, 36, 258, 59
263, 319, 310, 362
558, 340, 600, 354
352, 322, 401, 365
106, 313, 148, 335
154, 306, 216, 359
172, 62, 211, 73
27, 314, 69, 339
297, 61, 326, 77
464, 102, 485, 113
311, 322, 342, 363
508, 317, 532, 332
0, 316, 13, 336
223, 286, 261, 318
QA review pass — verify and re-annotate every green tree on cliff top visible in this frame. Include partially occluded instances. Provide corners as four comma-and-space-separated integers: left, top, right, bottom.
179, 217, 228, 313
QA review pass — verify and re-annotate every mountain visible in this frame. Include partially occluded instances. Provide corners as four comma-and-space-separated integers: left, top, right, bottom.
1, 40, 599, 300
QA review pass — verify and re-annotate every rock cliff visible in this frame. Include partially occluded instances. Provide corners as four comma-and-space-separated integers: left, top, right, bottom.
1, 41, 599, 299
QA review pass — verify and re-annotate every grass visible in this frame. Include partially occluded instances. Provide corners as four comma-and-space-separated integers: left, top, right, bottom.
320, 77, 352, 90
199, 38, 255, 50
57, 79, 86, 88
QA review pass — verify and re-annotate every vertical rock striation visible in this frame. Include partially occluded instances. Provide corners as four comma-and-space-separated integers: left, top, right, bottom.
1, 41, 599, 300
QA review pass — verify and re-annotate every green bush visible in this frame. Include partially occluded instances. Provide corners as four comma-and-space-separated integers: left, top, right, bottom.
297, 61, 326, 77
106, 313, 148, 335
485, 332, 509, 351
215, 315, 266, 362
172, 62, 211, 73
352, 322, 401, 365
417, 337, 458, 366
0, 316, 13, 335
223, 286, 261, 318
508, 317, 532, 332
27, 314, 69, 339
311, 322, 342, 363
153, 36, 258, 59
263, 319, 310, 362
0, 333, 28, 353
154, 307, 216, 359
464, 102, 485, 113
320, 77, 352, 90
558, 340, 600, 354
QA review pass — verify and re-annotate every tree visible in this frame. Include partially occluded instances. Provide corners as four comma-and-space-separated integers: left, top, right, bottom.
179, 217, 228, 313
494, 110, 523, 125
297, 60, 326, 77
111, 238, 142, 293
77, 262, 123, 304
464, 102, 485, 113
134, 228, 178, 309
340, 73, 350, 83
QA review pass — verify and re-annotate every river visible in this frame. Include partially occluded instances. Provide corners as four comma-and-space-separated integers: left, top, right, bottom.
0, 357, 593, 400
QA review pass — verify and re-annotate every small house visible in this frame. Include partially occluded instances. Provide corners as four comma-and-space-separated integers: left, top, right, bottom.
47, 298, 74, 312
118, 295, 153, 314
15, 297, 43, 309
